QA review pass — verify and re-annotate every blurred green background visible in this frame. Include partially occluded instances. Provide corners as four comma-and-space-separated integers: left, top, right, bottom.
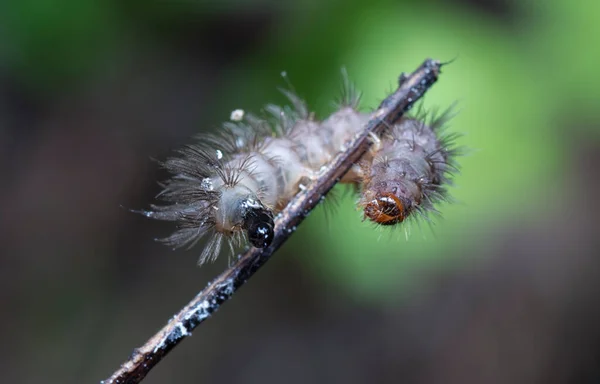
1, 0, 599, 383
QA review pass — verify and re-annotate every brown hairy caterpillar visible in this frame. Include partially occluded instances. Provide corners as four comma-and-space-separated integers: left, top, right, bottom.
140, 71, 459, 265
358, 107, 460, 226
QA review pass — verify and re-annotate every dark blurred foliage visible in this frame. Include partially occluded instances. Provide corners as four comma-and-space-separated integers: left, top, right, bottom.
1, 0, 599, 383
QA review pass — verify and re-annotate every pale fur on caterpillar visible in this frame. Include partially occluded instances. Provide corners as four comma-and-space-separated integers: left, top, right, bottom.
141, 71, 460, 265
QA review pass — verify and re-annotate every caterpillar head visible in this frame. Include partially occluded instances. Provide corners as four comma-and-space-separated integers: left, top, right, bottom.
360, 178, 418, 225
363, 192, 411, 225
240, 198, 274, 248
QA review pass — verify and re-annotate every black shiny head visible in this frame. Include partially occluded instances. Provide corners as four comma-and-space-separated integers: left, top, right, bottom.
242, 201, 274, 248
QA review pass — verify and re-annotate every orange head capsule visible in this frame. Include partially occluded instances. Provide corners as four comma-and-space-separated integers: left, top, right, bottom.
363, 192, 408, 225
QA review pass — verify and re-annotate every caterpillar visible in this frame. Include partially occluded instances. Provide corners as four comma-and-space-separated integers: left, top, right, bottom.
358, 106, 460, 226
140, 71, 459, 265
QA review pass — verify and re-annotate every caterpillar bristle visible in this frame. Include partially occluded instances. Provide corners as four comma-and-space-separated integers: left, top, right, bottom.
277, 88, 310, 120
200, 232, 224, 265
336, 67, 362, 110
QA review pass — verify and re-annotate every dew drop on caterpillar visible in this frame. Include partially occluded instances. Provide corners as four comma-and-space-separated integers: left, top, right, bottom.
140, 70, 460, 265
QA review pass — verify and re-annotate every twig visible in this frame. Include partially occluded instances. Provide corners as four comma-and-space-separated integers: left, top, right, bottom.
103, 58, 443, 384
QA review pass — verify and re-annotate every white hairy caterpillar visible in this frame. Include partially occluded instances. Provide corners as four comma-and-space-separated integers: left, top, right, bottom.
141, 71, 459, 264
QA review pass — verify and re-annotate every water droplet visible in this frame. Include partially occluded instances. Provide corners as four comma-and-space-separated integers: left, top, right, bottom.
230, 109, 244, 122
201, 177, 214, 190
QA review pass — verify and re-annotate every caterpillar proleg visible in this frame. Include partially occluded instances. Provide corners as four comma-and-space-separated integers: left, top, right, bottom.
142, 70, 459, 265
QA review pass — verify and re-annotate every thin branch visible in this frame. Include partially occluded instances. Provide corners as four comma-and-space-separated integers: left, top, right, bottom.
103, 58, 444, 384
